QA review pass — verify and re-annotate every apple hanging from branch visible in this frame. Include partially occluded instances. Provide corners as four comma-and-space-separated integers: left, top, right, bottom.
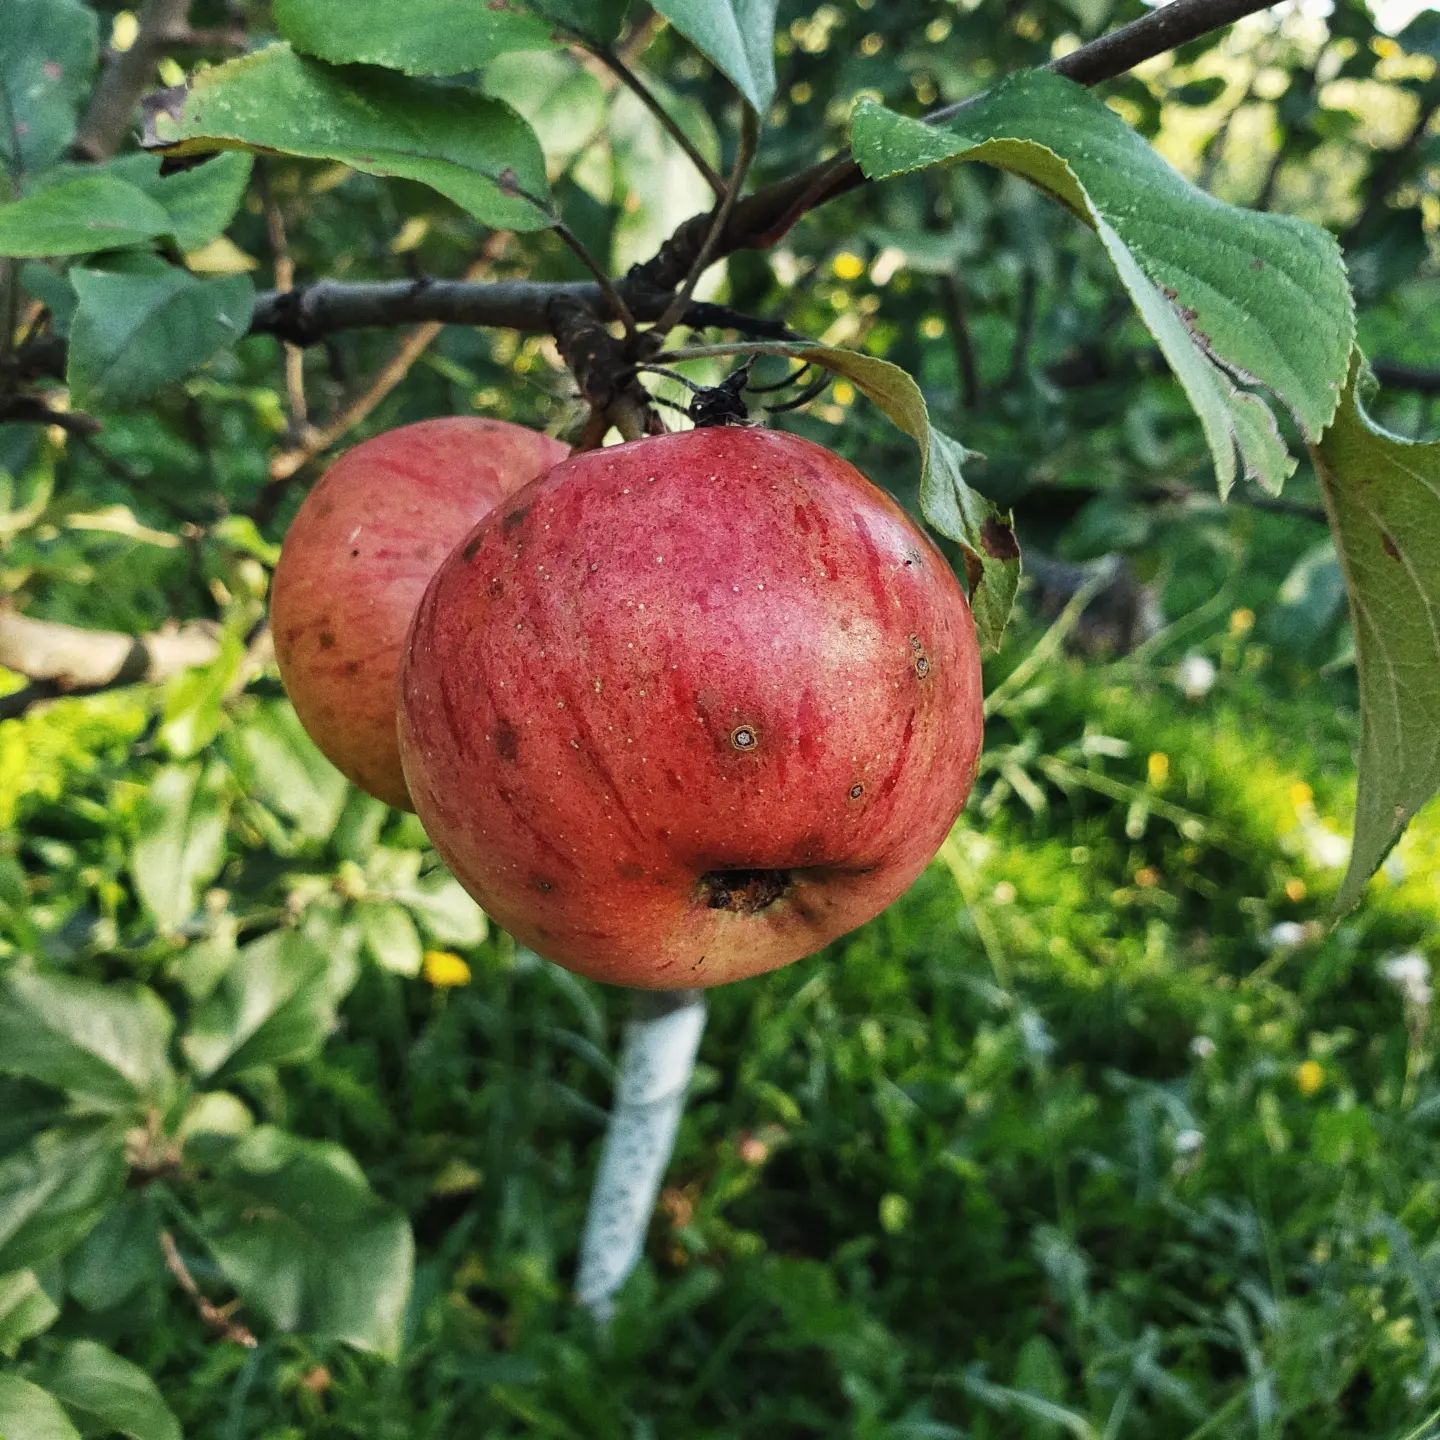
399, 424, 984, 988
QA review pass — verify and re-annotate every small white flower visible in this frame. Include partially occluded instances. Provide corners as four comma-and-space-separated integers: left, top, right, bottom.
1381, 951, 1433, 1008
1176, 654, 1217, 700
1190, 1035, 1217, 1060
1306, 826, 1351, 870
1174, 1128, 1205, 1156
1267, 921, 1308, 950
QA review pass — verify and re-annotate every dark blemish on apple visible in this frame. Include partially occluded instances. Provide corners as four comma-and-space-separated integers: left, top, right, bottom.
318, 630, 337, 650
493, 719, 520, 760
501, 504, 530, 536
462, 532, 484, 562
700, 868, 791, 913
488, 578, 505, 598
531, 874, 555, 893
915, 656, 931, 678
615, 860, 647, 880
350, 548, 360, 558
343, 661, 360, 675
849, 783, 864, 799
730, 725, 758, 751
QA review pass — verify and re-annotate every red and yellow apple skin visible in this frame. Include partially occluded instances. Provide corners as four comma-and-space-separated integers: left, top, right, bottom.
399, 426, 984, 987
271, 417, 568, 809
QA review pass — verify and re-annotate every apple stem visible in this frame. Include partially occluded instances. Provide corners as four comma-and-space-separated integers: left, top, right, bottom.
575, 986, 707, 1322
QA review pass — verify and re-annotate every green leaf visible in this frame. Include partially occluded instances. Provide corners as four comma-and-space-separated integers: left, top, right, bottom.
199, 1127, 413, 1355
650, 0, 777, 114
0, 1123, 126, 1273
132, 152, 254, 253
66, 1195, 160, 1312
0, 1376, 81, 1440
182, 931, 337, 1082
518, 0, 629, 46
401, 869, 487, 948
238, 700, 349, 842
0, 0, 99, 176
1313, 356, 1440, 911
275, 0, 556, 77
128, 761, 230, 933
358, 901, 424, 977
146, 44, 551, 232
68, 255, 254, 410
158, 630, 247, 760
663, 342, 1019, 651
0, 176, 172, 259
851, 70, 1355, 497
0, 970, 174, 1110
43, 1341, 181, 1440
483, 50, 608, 177
0, 1268, 61, 1357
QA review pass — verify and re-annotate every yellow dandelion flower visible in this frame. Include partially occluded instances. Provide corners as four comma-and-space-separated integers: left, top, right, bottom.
1284, 877, 1307, 903
423, 950, 471, 988
1289, 781, 1314, 810
1229, 607, 1255, 636
832, 380, 856, 405
832, 251, 866, 281
1296, 1059, 1324, 1096
1147, 751, 1170, 787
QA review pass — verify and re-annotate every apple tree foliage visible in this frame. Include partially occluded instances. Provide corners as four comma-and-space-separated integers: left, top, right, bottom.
0, 0, 1438, 1424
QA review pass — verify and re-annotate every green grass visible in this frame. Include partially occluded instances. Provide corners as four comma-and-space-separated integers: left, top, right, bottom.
5, 607, 1440, 1440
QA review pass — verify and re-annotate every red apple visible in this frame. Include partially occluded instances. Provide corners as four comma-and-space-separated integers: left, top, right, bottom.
271, 417, 567, 809
399, 425, 984, 987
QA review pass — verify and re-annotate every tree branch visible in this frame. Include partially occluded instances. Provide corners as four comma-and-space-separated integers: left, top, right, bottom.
73, 0, 194, 160
15, 0, 1281, 381
1046, 0, 1276, 88
0, 608, 223, 719
267, 235, 514, 484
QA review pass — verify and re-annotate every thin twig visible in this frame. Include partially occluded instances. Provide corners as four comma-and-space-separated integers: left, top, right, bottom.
589, 47, 725, 196
258, 164, 310, 437
267, 234, 512, 483
1045, 0, 1279, 90
653, 108, 760, 338
1004, 267, 1039, 390
0, 394, 100, 435
159, 1230, 258, 1349
553, 222, 637, 334
74, 0, 194, 159
939, 275, 979, 408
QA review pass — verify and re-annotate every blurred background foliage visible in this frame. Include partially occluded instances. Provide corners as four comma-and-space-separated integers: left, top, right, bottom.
3, 1, 1440, 1436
